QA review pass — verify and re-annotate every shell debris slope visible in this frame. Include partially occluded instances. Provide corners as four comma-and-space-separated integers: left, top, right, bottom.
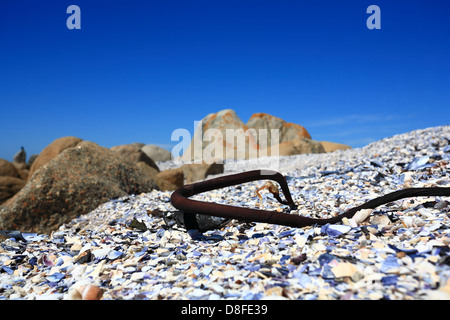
0, 126, 449, 300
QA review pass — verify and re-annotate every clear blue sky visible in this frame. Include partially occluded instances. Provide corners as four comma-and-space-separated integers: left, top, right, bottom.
1, 0, 449, 161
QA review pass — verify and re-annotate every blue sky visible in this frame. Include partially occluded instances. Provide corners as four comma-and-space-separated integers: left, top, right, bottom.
1, 0, 449, 161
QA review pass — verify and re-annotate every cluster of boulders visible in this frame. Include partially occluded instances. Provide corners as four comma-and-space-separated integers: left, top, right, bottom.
0, 110, 350, 234
180, 110, 350, 162
0, 137, 223, 234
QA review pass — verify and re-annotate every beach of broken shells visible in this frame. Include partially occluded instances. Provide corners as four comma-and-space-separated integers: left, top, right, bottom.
1, 126, 449, 300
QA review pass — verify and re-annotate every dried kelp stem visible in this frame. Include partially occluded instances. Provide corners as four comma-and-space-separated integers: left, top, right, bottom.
170, 170, 450, 229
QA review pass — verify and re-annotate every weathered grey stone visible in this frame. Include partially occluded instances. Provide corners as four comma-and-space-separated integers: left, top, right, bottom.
141, 145, 172, 162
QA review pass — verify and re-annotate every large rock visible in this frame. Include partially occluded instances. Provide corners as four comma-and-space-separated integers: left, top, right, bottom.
246, 113, 311, 147
28, 136, 83, 179
0, 159, 19, 178
156, 168, 184, 188
181, 162, 224, 184
246, 113, 286, 133
180, 109, 259, 162
0, 177, 26, 204
0, 141, 159, 234
110, 144, 159, 171
179, 109, 348, 160
280, 122, 311, 142
135, 162, 178, 191
141, 145, 172, 162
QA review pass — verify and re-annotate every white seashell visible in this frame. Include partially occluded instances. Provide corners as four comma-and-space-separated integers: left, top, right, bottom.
66, 287, 83, 300
130, 272, 145, 281
369, 215, 391, 227
107, 250, 123, 260
41, 254, 55, 267
321, 224, 351, 237
91, 248, 111, 260
70, 243, 82, 251
351, 209, 373, 225
415, 243, 432, 254
402, 172, 414, 184
55, 255, 73, 268
342, 217, 358, 228
406, 156, 430, 171
79, 243, 92, 254
418, 208, 434, 219
331, 262, 358, 278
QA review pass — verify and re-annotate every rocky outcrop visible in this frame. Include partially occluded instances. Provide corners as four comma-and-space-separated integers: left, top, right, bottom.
179, 109, 347, 161
246, 113, 311, 146
246, 112, 286, 133
0, 141, 159, 234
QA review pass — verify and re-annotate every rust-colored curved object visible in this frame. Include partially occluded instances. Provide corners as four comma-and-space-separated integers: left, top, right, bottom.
170, 170, 450, 230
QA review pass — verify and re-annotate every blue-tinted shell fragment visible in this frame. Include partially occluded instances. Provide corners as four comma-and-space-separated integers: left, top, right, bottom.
380, 255, 399, 273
